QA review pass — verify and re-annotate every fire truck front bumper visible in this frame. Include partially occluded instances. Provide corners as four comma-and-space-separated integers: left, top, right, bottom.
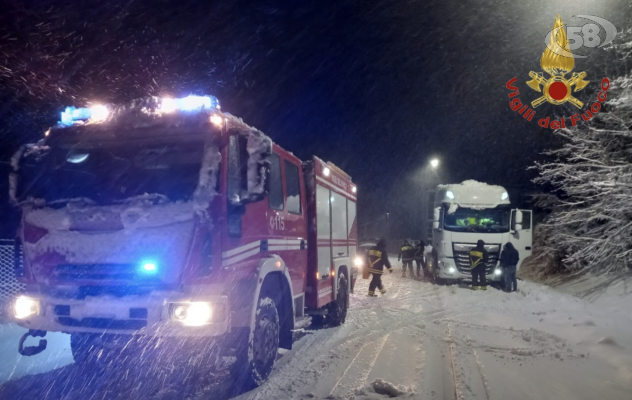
12, 291, 230, 337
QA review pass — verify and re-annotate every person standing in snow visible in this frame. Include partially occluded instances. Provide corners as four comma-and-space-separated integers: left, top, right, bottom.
499, 242, 519, 292
413, 240, 429, 280
398, 240, 415, 278
469, 239, 489, 290
366, 239, 393, 297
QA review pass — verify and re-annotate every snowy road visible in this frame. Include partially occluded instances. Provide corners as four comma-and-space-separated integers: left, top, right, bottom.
1, 267, 632, 400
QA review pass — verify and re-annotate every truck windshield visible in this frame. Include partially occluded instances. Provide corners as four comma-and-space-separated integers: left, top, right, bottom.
443, 206, 510, 233
18, 142, 205, 205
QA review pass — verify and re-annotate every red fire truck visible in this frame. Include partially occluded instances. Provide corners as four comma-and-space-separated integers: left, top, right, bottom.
9, 95, 359, 386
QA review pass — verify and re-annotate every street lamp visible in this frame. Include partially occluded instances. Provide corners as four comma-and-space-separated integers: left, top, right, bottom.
430, 158, 439, 169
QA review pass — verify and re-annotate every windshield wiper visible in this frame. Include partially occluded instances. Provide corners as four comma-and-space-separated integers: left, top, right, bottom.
114, 193, 171, 205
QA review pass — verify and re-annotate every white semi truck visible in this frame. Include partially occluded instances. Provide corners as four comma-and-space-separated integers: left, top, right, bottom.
429, 180, 532, 285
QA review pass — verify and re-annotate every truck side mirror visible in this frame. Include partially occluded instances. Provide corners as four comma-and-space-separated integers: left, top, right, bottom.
514, 223, 523, 232
515, 210, 523, 224
433, 207, 441, 231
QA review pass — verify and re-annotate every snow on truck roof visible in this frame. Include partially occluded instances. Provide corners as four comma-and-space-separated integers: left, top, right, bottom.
436, 180, 509, 208
46, 95, 266, 144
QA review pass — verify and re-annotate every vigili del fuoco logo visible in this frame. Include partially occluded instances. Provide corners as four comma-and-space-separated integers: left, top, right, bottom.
505, 14, 615, 129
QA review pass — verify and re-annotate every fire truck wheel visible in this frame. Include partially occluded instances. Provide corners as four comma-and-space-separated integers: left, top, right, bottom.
328, 272, 349, 326
232, 296, 280, 389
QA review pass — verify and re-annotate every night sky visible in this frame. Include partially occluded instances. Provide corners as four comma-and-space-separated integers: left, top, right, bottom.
1, 0, 631, 238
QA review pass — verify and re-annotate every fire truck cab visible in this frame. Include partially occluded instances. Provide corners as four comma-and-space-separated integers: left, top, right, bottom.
9, 95, 358, 387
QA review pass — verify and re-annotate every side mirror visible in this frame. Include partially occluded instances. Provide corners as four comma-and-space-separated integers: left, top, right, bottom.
433, 221, 439, 230
433, 207, 441, 223
515, 210, 523, 224
514, 223, 523, 232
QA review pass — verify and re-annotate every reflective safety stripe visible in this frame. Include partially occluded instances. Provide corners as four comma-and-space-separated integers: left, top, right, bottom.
368, 268, 384, 274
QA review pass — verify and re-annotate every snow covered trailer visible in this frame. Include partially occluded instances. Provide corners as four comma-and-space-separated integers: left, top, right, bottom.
9, 95, 357, 387
428, 180, 533, 285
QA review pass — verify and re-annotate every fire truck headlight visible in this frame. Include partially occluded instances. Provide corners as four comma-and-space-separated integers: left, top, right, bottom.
171, 302, 213, 326
448, 267, 456, 274
494, 268, 502, 276
14, 296, 41, 319
354, 257, 363, 268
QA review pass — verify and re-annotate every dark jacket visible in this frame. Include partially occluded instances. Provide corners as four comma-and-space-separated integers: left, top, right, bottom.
398, 242, 415, 261
367, 240, 393, 274
413, 241, 425, 260
499, 242, 520, 268
469, 240, 489, 269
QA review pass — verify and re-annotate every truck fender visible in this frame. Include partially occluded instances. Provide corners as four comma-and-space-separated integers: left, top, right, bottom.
331, 257, 351, 300
248, 255, 295, 349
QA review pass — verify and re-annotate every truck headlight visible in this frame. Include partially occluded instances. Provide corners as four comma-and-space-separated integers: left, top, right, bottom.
171, 302, 213, 326
448, 267, 456, 274
354, 257, 363, 268
14, 296, 41, 319
494, 269, 502, 276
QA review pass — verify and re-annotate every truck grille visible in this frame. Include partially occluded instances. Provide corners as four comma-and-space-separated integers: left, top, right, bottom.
54, 264, 153, 281
452, 243, 499, 274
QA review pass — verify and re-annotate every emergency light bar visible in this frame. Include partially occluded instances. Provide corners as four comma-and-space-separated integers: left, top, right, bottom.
59, 95, 220, 126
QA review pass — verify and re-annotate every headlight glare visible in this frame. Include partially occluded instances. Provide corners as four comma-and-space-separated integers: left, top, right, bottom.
354, 257, 363, 267
14, 296, 40, 319
171, 302, 213, 326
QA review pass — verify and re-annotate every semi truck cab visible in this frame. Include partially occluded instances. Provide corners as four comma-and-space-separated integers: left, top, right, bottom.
430, 180, 532, 284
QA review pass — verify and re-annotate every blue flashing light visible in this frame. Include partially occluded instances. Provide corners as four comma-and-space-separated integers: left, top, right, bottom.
142, 262, 157, 272
161, 95, 220, 113
60, 107, 92, 125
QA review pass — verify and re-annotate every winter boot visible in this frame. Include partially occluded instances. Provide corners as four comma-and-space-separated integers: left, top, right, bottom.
368, 291, 378, 297
380, 288, 387, 294
481, 286, 487, 291
471, 286, 479, 290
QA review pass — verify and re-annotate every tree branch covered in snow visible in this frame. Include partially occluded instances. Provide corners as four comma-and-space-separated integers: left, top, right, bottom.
531, 30, 632, 275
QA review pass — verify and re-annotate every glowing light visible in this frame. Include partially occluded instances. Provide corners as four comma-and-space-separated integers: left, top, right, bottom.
354, 257, 363, 267
142, 263, 156, 271
14, 296, 40, 319
430, 159, 439, 168
160, 98, 177, 113
446, 191, 455, 199
331, 269, 335, 277
501, 192, 509, 200
316, 272, 320, 279
210, 114, 223, 127
323, 167, 330, 177
89, 105, 109, 122
352, 186, 357, 193
448, 267, 456, 274
44, 129, 50, 137
172, 302, 213, 326
494, 269, 502, 276
275, 261, 282, 268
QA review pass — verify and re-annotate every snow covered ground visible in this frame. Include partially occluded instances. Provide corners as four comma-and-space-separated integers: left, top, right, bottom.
1, 260, 631, 399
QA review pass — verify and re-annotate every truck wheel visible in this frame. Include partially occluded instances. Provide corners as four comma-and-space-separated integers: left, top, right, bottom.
328, 272, 349, 326
232, 296, 280, 389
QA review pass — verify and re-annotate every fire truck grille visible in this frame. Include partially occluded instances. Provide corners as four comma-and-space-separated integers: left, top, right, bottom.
54, 264, 148, 281
57, 316, 147, 330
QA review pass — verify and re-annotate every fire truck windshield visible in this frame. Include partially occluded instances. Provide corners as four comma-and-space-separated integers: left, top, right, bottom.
18, 142, 205, 205
443, 206, 510, 233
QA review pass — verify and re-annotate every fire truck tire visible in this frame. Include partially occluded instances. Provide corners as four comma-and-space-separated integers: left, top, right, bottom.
328, 272, 349, 326
231, 296, 280, 389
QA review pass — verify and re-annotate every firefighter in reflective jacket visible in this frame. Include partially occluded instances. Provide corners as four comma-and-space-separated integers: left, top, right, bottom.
398, 240, 415, 278
366, 239, 393, 297
470, 239, 489, 290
